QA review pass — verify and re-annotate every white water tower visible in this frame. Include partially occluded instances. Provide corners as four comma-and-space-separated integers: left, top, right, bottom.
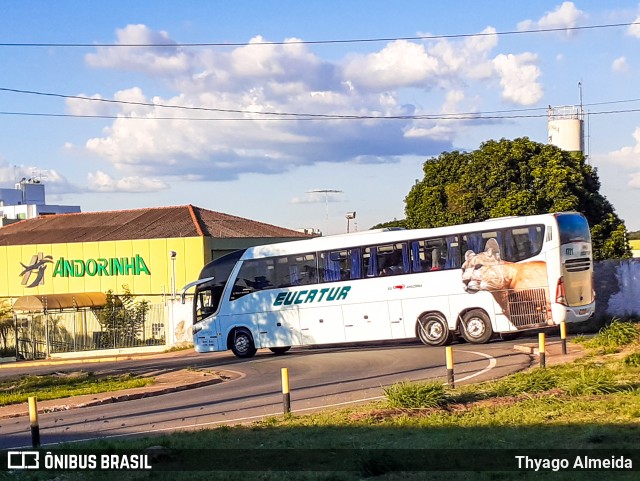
547, 105, 584, 153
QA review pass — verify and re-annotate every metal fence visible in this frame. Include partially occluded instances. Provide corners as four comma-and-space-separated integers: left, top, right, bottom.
7, 304, 168, 360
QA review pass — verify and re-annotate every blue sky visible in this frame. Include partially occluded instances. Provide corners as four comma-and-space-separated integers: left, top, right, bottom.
1, 1, 640, 234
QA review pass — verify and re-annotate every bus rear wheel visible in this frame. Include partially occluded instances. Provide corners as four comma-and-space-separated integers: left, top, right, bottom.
269, 346, 291, 355
417, 313, 453, 347
230, 328, 257, 358
460, 310, 493, 344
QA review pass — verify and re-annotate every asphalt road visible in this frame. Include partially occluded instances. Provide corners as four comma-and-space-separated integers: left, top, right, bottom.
0, 340, 531, 450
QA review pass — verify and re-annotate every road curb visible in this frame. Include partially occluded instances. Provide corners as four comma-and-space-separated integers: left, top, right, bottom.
0, 370, 233, 420
513, 343, 540, 355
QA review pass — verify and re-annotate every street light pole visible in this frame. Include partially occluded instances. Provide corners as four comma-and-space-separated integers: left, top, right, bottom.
345, 211, 356, 233
169, 251, 177, 300
306, 189, 343, 234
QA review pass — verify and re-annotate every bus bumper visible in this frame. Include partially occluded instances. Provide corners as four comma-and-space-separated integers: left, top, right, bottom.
552, 301, 595, 324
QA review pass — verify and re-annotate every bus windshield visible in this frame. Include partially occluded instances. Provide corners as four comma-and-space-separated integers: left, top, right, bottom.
193, 249, 245, 323
556, 213, 591, 245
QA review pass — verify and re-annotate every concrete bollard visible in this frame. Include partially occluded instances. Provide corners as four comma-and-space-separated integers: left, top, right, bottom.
28, 396, 40, 447
281, 367, 291, 414
560, 321, 567, 355
445, 346, 454, 388
539, 333, 546, 368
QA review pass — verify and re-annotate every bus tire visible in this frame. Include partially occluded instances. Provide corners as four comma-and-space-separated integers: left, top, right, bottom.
417, 313, 453, 347
269, 346, 291, 355
230, 328, 257, 358
460, 310, 493, 344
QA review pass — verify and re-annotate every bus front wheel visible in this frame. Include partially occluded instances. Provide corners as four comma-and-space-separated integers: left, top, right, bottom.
417, 313, 453, 347
230, 328, 257, 358
460, 310, 493, 344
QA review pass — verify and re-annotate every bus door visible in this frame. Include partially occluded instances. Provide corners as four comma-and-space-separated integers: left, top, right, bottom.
299, 305, 345, 345
194, 316, 225, 352
388, 300, 406, 338
342, 301, 393, 342
257, 308, 301, 348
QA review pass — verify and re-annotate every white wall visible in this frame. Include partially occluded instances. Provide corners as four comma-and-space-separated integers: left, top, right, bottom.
594, 259, 640, 318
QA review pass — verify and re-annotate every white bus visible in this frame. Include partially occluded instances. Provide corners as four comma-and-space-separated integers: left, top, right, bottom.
181, 212, 594, 358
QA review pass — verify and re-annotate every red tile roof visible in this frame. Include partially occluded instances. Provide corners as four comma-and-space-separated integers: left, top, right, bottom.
0, 205, 310, 246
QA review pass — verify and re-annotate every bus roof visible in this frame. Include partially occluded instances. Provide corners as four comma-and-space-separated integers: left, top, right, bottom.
241, 212, 583, 260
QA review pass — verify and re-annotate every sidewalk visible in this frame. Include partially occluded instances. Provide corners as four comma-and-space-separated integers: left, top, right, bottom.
0, 347, 200, 369
0, 366, 241, 420
513, 338, 587, 366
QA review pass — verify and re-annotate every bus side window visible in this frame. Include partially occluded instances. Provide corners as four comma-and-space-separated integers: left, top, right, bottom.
195, 289, 216, 322
319, 250, 358, 282
287, 253, 318, 286
420, 237, 448, 269
377, 243, 408, 276
230, 259, 274, 300
505, 227, 539, 262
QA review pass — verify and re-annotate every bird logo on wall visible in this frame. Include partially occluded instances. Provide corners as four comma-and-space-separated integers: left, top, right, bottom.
19, 252, 54, 288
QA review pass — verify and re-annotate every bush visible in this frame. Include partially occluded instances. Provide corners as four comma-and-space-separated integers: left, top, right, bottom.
563, 367, 619, 396
623, 352, 640, 368
584, 319, 639, 351
383, 381, 448, 409
0, 347, 15, 358
486, 368, 560, 397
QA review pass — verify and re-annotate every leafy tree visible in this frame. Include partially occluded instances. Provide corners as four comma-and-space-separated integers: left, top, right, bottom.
371, 218, 408, 230
404, 137, 631, 260
0, 301, 13, 355
96, 285, 150, 348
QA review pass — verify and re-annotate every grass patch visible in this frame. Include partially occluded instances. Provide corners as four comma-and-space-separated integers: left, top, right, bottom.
578, 319, 639, 353
383, 380, 448, 408
14, 388, 640, 481
0, 371, 153, 406
483, 366, 560, 396
624, 351, 640, 367
5, 324, 640, 481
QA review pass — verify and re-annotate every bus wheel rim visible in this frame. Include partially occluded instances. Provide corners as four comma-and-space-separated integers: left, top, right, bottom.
235, 335, 249, 353
466, 317, 485, 337
425, 320, 443, 340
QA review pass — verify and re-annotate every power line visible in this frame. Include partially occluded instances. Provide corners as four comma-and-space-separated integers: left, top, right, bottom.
7, 86, 640, 116
3, 107, 640, 122
5, 86, 640, 121
0, 87, 354, 118
0, 22, 638, 48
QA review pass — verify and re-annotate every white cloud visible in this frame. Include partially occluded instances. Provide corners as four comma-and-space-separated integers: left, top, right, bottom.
612, 56, 629, 73
342, 27, 498, 92
605, 127, 640, 189
66, 93, 114, 116
608, 127, 640, 168
76, 23, 543, 185
629, 172, 640, 189
85, 24, 191, 74
405, 90, 475, 140
0, 161, 77, 193
517, 1, 587, 36
628, 15, 640, 37
492, 53, 543, 105
87, 170, 169, 193
343, 40, 440, 91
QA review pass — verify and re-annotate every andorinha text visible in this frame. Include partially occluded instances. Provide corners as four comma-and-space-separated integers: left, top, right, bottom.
273, 286, 351, 306
52, 255, 151, 278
